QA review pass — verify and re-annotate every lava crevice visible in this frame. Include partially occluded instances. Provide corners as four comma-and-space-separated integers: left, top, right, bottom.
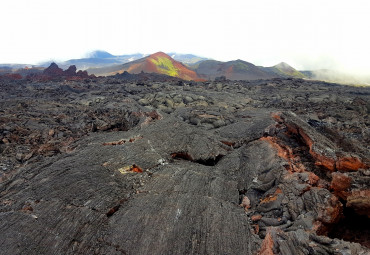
170, 152, 224, 166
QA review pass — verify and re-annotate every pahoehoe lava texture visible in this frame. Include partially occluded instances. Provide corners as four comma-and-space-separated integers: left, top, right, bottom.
0, 76, 369, 255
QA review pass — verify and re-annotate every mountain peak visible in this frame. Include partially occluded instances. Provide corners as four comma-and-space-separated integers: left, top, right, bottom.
144, 52, 202, 80
87, 50, 114, 59
149, 52, 170, 58
273, 62, 305, 78
89, 52, 203, 81
274, 62, 292, 69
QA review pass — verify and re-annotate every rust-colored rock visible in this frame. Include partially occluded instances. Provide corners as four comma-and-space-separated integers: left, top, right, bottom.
252, 224, 260, 234
251, 214, 263, 222
21, 205, 34, 212
131, 164, 143, 173
299, 128, 337, 171
330, 172, 351, 199
336, 156, 367, 172
308, 172, 320, 185
257, 229, 275, 255
221, 140, 235, 147
48, 129, 55, 137
134, 110, 162, 127
260, 194, 279, 204
260, 136, 306, 173
260, 137, 290, 161
240, 196, 251, 211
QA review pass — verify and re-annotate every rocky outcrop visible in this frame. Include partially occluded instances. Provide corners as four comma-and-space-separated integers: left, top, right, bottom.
0, 63, 92, 81
43, 62, 64, 76
24, 63, 92, 81
63, 65, 77, 76
273, 112, 369, 172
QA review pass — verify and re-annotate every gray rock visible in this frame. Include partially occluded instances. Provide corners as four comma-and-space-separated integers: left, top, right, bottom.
138, 98, 150, 106
189, 117, 201, 125
213, 119, 226, 128
183, 96, 193, 104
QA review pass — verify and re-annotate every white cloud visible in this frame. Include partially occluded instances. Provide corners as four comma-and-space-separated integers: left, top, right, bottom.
0, 0, 370, 76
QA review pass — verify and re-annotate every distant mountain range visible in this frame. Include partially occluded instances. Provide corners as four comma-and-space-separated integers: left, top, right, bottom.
86, 52, 305, 81
0, 52, 308, 81
47, 51, 148, 70
36, 51, 209, 70
167, 53, 209, 65
1, 50, 368, 84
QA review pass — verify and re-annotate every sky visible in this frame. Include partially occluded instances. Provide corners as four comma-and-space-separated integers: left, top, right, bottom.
1, 0, 370, 75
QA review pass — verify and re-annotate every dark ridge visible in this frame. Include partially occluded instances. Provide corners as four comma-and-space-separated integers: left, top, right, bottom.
195, 154, 224, 166
171, 152, 224, 166
171, 152, 194, 161
307, 119, 324, 128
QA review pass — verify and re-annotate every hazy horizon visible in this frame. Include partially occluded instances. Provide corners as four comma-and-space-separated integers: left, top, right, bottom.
1, 0, 370, 78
